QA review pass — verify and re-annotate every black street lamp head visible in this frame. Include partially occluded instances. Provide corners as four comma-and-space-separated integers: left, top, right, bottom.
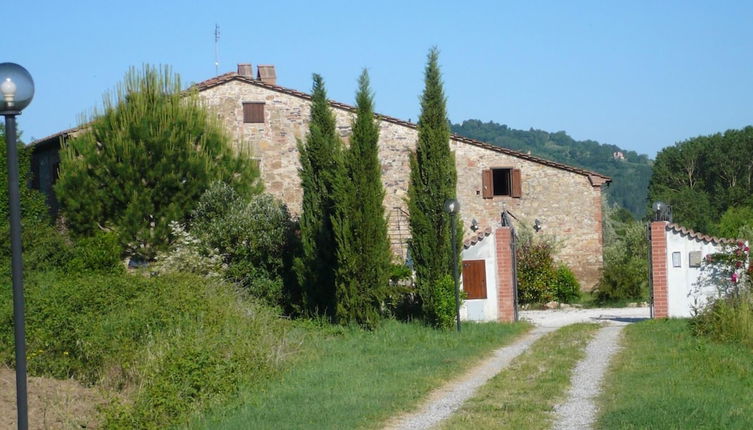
0, 63, 34, 113
444, 198, 460, 214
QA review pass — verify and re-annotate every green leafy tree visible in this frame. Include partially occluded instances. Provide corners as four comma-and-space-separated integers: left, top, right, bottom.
333, 70, 393, 327
294, 74, 345, 317
648, 126, 753, 234
407, 48, 460, 328
716, 206, 753, 239
55, 65, 260, 259
595, 203, 649, 303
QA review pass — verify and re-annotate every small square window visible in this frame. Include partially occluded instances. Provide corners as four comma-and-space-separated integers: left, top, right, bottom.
672, 252, 681, 268
482, 168, 522, 198
243, 102, 265, 123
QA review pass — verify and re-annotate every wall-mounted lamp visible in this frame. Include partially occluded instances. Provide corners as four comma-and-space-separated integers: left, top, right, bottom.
534, 219, 543, 232
470, 218, 479, 232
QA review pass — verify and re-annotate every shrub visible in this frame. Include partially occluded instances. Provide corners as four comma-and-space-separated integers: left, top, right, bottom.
516, 239, 557, 303
151, 221, 225, 279
554, 265, 580, 303
690, 241, 753, 348
690, 291, 753, 349
430, 274, 460, 329
191, 186, 294, 308
67, 231, 124, 275
1, 220, 71, 281
0, 272, 295, 429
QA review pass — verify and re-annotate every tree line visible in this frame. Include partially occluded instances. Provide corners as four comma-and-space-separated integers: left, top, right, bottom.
648, 126, 753, 238
451, 119, 652, 218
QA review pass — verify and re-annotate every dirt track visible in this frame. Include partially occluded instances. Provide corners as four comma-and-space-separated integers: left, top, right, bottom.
0, 367, 102, 429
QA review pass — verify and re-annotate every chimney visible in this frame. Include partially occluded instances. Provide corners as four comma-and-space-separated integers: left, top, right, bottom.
257, 65, 277, 85
237, 63, 253, 78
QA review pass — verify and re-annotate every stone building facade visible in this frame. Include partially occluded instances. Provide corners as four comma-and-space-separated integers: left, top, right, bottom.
194, 65, 611, 289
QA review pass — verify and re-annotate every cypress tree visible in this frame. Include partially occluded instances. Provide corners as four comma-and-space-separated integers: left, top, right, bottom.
55, 65, 260, 259
333, 70, 392, 327
407, 48, 460, 328
295, 74, 345, 317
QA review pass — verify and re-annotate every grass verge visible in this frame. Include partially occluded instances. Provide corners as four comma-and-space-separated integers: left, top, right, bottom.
597, 319, 753, 429
440, 323, 600, 430
190, 320, 531, 430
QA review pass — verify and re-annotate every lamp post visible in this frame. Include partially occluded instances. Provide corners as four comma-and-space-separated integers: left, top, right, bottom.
1, 62, 35, 430
444, 198, 461, 332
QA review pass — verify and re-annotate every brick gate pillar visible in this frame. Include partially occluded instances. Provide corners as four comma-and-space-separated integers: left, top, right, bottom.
650, 221, 669, 318
495, 227, 516, 322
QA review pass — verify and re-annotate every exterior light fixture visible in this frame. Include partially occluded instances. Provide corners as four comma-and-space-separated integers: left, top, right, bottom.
443, 198, 461, 332
1, 62, 34, 430
652, 201, 671, 222
470, 218, 479, 232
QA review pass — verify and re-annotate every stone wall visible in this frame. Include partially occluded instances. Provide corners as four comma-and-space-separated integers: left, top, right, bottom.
198, 78, 606, 289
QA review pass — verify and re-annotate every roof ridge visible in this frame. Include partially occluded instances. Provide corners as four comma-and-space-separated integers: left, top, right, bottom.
190, 73, 612, 181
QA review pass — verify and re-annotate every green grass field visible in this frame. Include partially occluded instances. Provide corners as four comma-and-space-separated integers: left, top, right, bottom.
190, 320, 530, 430
597, 319, 753, 429
441, 323, 600, 430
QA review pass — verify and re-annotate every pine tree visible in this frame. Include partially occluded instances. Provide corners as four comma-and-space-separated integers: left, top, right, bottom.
407, 48, 460, 328
295, 74, 345, 317
333, 70, 392, 327
55, 65, 260, 259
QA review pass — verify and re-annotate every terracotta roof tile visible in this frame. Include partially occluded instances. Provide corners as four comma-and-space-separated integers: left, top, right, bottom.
666, 223, 741, 245
464, 226, 494, 249
191, 73, 612, 182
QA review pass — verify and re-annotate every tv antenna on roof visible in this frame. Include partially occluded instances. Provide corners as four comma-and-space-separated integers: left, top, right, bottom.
214, 24, 220, 75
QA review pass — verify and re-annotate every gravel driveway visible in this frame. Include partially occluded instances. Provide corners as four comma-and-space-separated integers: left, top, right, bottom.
382, 307, 650, 430
519, 306, 650, 328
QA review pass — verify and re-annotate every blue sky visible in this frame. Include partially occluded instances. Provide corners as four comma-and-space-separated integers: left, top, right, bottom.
5, 0, 753, 157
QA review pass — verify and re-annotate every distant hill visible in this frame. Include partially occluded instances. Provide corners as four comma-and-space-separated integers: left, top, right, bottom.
451, 120, 652, 218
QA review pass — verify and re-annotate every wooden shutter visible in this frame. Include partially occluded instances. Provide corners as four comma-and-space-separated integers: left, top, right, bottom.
482, 169, 493, 199
243, 102, 265, 123
511, 168, 522, 198
462, 260, 487, 299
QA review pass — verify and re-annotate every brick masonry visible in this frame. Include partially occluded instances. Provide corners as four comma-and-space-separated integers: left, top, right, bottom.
650, 221, 669, 318
495, 227, 516, 322
197, 76, 608, 289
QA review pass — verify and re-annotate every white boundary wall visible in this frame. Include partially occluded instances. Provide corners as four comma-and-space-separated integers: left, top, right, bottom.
460, 234, 499, 322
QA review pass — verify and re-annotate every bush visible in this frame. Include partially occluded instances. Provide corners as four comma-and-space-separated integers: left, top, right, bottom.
515, 232, 579, 305
1, 220, 70, 281
191, 185, 294, 308
690, 291, 753, 349
690, 241, 753, 348
554, 265, 580, 303
67, 231, 124, 275
0, 272, 295, 429
430, 274, 460, 329
151, 221, 225, 278
594, 219, 648, 303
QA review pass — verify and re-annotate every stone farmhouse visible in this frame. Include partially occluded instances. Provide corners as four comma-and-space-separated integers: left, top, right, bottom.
29, 63, 611, 306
